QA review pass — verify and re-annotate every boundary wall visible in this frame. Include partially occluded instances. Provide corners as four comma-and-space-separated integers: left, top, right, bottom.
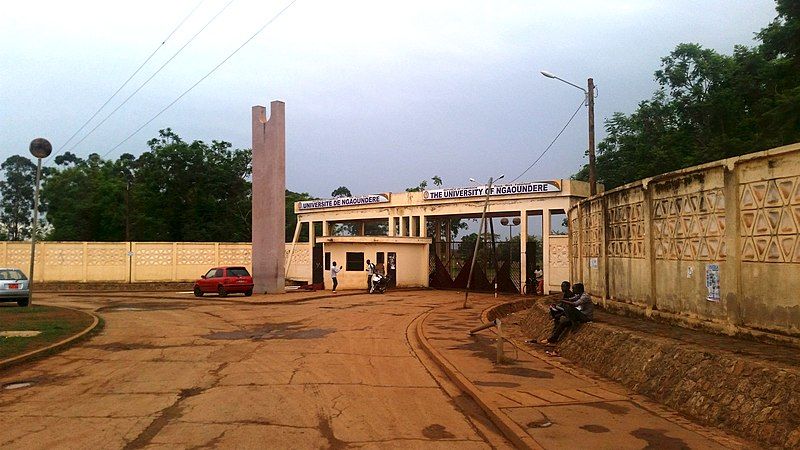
0, 242, 311, 284
568, 142, 800, 338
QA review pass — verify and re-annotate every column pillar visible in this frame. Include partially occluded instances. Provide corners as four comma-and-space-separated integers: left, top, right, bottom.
309, 221, 316, 246
542, 209, 551, 294
388, 216, 395, 237
322, 220, 329, 237
399, 217, 406, 237
409, 216, 416, 237
519, 210, 528, 291
252, 100, 286, 294
419, 215, 427, 238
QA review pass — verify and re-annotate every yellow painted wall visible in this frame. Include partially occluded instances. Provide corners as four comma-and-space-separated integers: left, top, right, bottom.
568, 142, 800, 337
4, 242, 310, 283
322, 241, 428, 290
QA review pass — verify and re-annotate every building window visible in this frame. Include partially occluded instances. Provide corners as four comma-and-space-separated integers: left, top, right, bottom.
324, 252, 331, 270
346, 252, 364, 271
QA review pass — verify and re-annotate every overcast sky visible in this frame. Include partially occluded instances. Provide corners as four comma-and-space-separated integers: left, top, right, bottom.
0, 0, 779, 198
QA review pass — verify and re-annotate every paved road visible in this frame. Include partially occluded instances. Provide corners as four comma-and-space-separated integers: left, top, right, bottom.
0, 291, 509, 449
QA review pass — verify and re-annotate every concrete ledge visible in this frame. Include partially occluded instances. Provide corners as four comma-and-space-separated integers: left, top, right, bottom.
0, 305, 100, 371
598, 297, 800, 348
487, 297, 800, 449
414, 308, 542, 450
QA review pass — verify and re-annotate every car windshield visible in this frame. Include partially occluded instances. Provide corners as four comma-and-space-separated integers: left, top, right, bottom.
228, 268, 250, 277
0, 269, 26, 280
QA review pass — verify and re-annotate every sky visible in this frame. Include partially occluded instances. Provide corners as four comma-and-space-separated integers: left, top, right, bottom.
0, 0, 780, 199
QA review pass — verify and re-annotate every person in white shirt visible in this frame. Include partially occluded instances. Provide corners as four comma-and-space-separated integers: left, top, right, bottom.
534, 267, 544, 294
330, 261, 342, 293
365, 259, 376, 291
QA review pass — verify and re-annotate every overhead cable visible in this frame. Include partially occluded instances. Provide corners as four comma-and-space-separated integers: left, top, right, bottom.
100, 0, 298, 159
46, 0, 207, 164
61, 0, 237, 160
509, 97, 586, 184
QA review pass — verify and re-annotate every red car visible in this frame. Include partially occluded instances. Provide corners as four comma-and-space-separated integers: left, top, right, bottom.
194, 266, 254, 297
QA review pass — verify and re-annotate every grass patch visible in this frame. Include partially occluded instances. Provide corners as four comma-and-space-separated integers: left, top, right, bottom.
0, 304, 94, 360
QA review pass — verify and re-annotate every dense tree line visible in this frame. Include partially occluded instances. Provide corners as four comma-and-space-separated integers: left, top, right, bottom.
0, 129, 315, 242
574, 0, 800, 188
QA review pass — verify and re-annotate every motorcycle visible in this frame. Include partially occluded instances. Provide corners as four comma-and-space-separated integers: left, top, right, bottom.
369, 273, 390, 294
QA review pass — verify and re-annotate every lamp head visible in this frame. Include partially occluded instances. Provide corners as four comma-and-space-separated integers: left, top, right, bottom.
540, 70, 557, 79
496, 174, 505, 181
469, 178, 476, 183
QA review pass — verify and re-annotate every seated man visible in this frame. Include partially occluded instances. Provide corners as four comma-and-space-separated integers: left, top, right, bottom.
545, 281, 572, 323
543, 282, 593, 347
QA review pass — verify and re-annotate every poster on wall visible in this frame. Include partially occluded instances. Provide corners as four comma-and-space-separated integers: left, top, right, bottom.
706, 264, 720, 302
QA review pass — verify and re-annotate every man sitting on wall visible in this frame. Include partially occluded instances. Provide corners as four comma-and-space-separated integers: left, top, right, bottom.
540, 282, 593, 351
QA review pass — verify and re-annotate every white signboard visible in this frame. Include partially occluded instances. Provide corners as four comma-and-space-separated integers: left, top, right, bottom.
423, 181, 560, 201
298, 194, 390, 210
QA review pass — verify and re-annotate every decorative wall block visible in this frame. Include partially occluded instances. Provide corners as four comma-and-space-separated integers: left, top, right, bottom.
739, 176, 800, 263
606, 197, 645, 259
45, 247, 83, 266
135, 248, 173, 266
219, 247, 252, 265
652, 188, 726, 261
177, 248, 215, 265
549, 243, 569, 268
87, 248, 126, 266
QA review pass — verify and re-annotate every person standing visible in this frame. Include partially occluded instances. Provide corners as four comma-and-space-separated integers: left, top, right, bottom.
534, 266, 544, 295
365, 259, 375, 291
330, 261, 342, 293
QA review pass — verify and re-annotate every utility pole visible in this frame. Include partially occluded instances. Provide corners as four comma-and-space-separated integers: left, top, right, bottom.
463, 174, 504, 308
587, 77, 597, 196
28, 138, 52, 307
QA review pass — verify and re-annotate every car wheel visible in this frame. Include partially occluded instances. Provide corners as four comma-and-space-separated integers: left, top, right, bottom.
17, 298, 29, 307
217, 285, 228, 297
193, 286, 204, 297
245, 289, 253, 297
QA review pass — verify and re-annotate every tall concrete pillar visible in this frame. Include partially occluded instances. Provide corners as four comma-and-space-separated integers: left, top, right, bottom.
519, 211, 527, 289
252, 101, 286, 294
542, 209, 551, 294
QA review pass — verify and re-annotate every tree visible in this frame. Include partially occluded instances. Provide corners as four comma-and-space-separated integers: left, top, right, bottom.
41, 153, 127, 241
42, 129, 253, 242
575, 1, 800, 188
0, 156, 39, 240
286, 189, 314, 241
331, 186, 352, 198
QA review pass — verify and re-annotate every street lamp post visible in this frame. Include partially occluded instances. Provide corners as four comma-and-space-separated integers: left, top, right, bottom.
28, 138, 52, 307
499, 217, 521, 264
463, 174, 504, 309
540, 70, 597, 196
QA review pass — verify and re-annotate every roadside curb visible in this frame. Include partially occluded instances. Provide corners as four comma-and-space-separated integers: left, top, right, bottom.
414, 305, 542, 450
0, 305, 100, 371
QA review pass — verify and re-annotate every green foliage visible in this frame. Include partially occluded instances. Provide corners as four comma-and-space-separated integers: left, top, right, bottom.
405, 175, 443, 192
286, 189, 314, 241
0, 155, 38, 240
42, 129, 253, 242
576, 1, 800, 188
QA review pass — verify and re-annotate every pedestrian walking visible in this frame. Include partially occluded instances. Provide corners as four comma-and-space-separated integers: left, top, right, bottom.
331, 261, 341, 293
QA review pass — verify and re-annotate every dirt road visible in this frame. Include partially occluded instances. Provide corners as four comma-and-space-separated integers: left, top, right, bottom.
0, 290, 746, 449
0, 291, 506, 449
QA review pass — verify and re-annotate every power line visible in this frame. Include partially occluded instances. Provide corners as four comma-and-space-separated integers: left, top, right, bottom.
46, 0, 207, 165
100, 0, 298, 159
60, 0, 237, 161
509, 97, 586, 184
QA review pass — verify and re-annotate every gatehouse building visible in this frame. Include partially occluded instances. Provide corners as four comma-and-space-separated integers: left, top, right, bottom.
285, 179, 593, 293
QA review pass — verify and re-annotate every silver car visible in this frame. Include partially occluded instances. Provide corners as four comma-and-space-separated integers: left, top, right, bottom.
0, 268, 30, 307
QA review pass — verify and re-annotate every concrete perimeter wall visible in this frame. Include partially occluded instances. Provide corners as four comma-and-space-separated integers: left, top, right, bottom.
2, 242, 311, 284
568, 142, 800, 338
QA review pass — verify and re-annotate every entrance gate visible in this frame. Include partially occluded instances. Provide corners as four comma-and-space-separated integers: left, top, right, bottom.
428, 218, 537, 293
